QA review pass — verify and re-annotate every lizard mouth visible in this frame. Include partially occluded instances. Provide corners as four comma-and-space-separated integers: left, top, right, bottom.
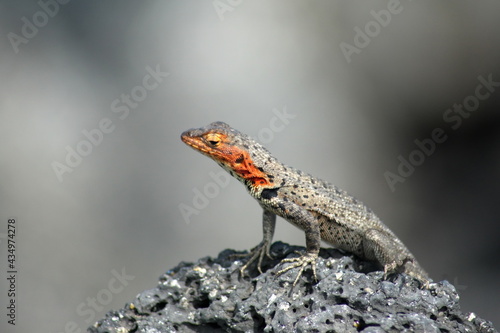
181, 132, 227, 161
181, 133, 209, 153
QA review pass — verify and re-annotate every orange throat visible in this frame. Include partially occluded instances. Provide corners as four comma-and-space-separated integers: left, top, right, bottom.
219, 147, 272, 187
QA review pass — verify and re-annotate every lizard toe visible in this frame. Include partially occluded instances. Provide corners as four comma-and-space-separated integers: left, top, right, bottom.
276, 252, 319, 286
234, 241, 272, 277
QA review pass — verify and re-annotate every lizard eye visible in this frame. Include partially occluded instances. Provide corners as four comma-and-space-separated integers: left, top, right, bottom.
208, 140, 219, 146
204, 133, 222, 147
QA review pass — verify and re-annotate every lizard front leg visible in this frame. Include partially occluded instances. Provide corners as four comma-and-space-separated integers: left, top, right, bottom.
274, 202, 321, 287
238, 209, 276, 275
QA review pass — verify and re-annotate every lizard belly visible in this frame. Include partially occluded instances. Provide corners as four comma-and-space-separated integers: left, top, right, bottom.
317, 215, 364, 257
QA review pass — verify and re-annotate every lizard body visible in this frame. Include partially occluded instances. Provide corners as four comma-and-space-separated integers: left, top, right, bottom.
181, 121, 430, 286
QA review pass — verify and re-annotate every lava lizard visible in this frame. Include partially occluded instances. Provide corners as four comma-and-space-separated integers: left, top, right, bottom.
181, 121, 430, 287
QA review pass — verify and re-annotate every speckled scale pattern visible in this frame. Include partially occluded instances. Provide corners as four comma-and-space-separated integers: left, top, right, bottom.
181, 121, 430, 284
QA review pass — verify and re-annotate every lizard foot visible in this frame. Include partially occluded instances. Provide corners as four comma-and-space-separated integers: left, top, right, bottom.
275, 251, 318, 287
231, 241, 273, 276
383, 259, 431, 289
383, 257, 413, 280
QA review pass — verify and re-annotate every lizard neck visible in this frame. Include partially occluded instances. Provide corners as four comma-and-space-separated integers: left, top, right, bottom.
218, 146, 288, 195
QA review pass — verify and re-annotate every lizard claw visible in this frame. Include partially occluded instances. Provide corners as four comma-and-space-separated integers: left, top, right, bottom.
383, 261, 399, 280
233, 241, 272, 276
276, 251, 319, 287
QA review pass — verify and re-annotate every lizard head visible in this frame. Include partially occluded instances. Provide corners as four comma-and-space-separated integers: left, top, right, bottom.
181, 121, 275, 187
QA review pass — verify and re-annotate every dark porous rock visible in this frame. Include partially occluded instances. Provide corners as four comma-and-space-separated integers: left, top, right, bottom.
88, 242, 497, 333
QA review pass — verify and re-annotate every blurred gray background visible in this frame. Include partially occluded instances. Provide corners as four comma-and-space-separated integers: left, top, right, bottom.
1, 1, 499, 332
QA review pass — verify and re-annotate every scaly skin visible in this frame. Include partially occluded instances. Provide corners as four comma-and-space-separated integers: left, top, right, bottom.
181, 121, 430, 287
